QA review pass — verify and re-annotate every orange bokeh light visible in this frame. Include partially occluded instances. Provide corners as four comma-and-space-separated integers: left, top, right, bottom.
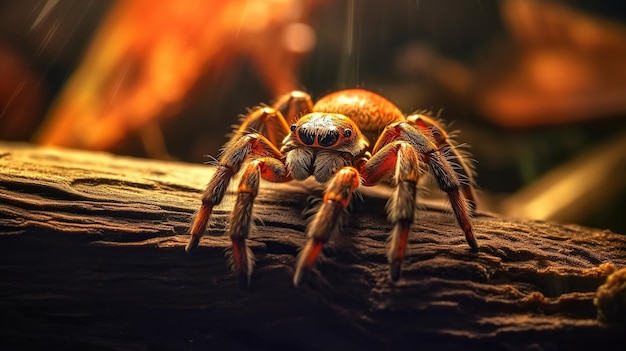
35, 0, 319, 152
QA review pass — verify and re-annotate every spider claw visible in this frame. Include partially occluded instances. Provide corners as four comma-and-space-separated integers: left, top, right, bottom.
237, 271, 252, 290
459, 211, 478, 251
293, 240, 324, 287
230, 237, 254, 289
387, 220, 410, 282
467, 232, 479, 251
185, 235, 200, 253
186, 204, 214, 252
390, 260, 402, 281
293, 266, 309, 287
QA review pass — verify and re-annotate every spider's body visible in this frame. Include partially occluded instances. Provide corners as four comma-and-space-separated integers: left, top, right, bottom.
186, 89, 478, 288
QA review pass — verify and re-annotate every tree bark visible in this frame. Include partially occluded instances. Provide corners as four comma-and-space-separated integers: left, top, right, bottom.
0, 142, 625, 350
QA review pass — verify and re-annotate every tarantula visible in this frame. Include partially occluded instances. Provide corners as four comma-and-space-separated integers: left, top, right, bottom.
185, 88, 478, 288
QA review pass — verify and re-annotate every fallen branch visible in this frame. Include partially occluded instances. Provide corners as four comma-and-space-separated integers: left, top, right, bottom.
0, 142, 624, 350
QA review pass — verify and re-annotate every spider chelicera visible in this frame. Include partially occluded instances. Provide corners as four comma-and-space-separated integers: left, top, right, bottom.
185, 88, 478, 288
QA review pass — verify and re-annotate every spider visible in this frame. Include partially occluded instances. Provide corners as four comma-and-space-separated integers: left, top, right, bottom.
185, 88, 478, 288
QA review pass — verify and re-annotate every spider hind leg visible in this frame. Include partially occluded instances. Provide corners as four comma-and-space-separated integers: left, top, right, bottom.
186, 105, 288, 252
427, 151, 479, 250
407, 113, 478, 213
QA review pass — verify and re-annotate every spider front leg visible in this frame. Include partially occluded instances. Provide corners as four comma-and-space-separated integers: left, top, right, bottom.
293, 167, 360, 286
362, 142, 421, 280
186, 130, 284, 252
227, 157, 289, 288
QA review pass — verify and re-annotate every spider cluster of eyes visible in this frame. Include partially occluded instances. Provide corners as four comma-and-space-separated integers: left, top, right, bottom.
290, 120, 353, 147
185, 88, 478, 289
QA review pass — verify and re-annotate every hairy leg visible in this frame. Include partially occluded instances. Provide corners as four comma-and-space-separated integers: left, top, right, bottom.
407, 113, 477, 213
236, 107, 291, 147
371, 121, 478, 251
272, 90, 314, 124
186, 133, 283, 252
293, 167, 360, 286
227, 158, 289, 288
362, 141, 421, 280
426, 151, 479, 250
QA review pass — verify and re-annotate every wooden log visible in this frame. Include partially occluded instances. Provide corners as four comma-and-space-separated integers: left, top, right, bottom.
0, 142, 625, 350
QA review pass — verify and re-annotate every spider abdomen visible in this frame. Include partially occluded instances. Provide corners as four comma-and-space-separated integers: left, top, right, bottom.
313, 88, 405, 131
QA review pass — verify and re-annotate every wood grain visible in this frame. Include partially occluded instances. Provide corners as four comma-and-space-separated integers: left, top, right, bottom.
0, 142, 625, 350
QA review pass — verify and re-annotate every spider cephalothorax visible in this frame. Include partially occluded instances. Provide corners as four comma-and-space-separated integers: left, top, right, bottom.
185, 89, 478, 288
283, 113, 368, 183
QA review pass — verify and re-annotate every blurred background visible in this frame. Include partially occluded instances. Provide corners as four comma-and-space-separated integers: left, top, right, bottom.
1, 0, 625, 234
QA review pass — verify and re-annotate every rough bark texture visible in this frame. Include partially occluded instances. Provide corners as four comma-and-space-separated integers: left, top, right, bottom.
0, 142, 625, 350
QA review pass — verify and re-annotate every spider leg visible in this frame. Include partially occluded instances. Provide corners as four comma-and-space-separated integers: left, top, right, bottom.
227, 157, 289, 288
236, 91, 313, 146
236, 107, 291, 149
377, 122, 478, 249
362, 141, 421, 281
293, 167, 360, 286
366, 122, 478, 279
272, 90, 314, 123
407, 114, 477, 213
427, 150, 479, 251
186, 132, 283, 252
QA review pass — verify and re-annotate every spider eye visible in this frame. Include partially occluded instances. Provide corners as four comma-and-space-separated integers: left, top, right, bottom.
343, 129, 352, 137
298, 129, 315, 145
318, 130, 339, 147
290, 124, 297, 132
